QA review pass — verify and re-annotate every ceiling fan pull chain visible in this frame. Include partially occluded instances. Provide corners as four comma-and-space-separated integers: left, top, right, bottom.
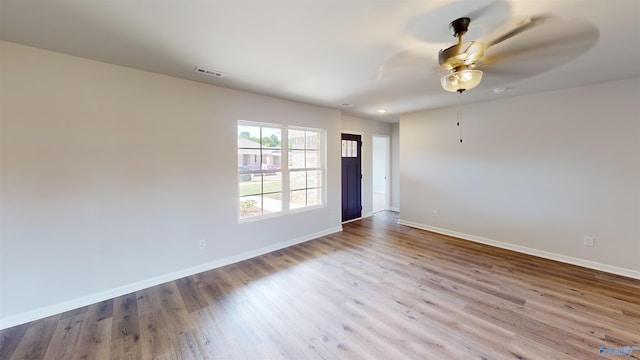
457, 92, 463, 143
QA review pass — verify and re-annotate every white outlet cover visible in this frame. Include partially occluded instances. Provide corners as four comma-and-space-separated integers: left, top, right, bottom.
583, 236, 594, 247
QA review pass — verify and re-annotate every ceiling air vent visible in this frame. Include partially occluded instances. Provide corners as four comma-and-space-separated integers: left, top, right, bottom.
194, 66, 225, 78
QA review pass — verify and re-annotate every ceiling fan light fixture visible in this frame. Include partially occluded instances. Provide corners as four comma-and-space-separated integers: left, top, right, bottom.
440, 69, 483, 93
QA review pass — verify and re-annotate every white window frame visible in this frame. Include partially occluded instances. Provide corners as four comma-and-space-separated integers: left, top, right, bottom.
287, 126, 326, 214
237, 121, 326, 222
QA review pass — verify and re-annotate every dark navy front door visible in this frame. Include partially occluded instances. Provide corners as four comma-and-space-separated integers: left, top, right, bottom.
341, 133, 362, 222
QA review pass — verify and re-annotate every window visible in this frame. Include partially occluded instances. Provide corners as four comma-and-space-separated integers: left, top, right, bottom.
289, 129, 322, 209
238, 122, 324, 220
341, 139, 358, 157
238, 124, 283, 219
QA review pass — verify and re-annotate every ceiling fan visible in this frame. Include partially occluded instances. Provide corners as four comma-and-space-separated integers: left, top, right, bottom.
439, 16, 542, 92
436, 13, 598, 93
376, 2, 599, 95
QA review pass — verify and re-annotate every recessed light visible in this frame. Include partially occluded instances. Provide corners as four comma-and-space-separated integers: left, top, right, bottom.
341, 103, 353, 107
377, 109, 387, 114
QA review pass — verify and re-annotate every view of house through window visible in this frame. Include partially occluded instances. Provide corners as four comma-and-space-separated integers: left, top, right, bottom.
238, 122, 324, 220
238, 124, 283, 218
289, 129, 322, 209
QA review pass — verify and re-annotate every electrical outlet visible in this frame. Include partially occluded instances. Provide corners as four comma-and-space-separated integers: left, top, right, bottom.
199, 239, 206, 249
432, 210, 438, 217
583, 236, 594, 247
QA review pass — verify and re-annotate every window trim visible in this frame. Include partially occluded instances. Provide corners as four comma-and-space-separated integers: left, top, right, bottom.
237, 121, 326, 222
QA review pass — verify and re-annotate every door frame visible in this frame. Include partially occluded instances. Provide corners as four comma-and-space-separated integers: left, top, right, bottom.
341, 132, 363, 222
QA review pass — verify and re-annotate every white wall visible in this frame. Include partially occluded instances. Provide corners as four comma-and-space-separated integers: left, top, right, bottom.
341, 115, 392, 217
0, 41, 343, 328
399, 77, 640, 278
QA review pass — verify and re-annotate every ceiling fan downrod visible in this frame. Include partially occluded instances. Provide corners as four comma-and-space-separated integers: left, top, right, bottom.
449, 17, 471, 39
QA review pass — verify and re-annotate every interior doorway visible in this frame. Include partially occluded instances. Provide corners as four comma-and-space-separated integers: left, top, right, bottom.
372, 135, 390, 213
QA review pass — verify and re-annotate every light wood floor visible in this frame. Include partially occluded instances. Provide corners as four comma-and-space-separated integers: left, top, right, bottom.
1, 211, 639, 359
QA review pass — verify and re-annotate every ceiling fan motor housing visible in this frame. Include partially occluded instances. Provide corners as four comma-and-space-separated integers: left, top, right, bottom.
439, 17, 485, 71
438, 41, 485, 70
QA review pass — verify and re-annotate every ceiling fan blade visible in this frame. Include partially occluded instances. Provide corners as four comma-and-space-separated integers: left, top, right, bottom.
478, 18, 599, 85
464, 0, 508, 22
482, 17, 599, 67
376, 47, 434, 80
406, 0, 510, 43
486, 15, 552, 48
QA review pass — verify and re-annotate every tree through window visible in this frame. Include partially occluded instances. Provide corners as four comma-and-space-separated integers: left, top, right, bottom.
238, 124, 282, 218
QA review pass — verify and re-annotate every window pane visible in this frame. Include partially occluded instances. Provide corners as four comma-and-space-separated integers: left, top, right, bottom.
342, 140, 347, 157
239, 196, 261, 218
239, 174, 282, 197
239, 192, 282, 218
290, 189, 306, 209
238, 124, 262, 169
263, 192, 282, 213
306, 150, 318, 168
290, 171, 306, 191
261, 172, 282, 194
307, 188, 321, 207
307, 170, 321, 188
238, 168, 255, 184
239, 177, 262, 197
289, 129, 305, 150
306, 132, 319, 150
238, 125, 261, 149
260, 149, 281, 171
260, 127, 281, 150
289, 149, 305, 169
265, 150, 282, 171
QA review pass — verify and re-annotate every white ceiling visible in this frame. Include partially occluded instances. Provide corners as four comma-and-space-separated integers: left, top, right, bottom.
1, 0, 639, 122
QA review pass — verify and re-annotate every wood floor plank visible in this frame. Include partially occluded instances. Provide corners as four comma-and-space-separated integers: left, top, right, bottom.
1, 211, 639, 359
188, 307, 232, 359
139, 310, 177, 360
76, 316, 112, 360
41, 313, 85, 359
0, 323, 29, 360
135, 287, 162, 317
154, 282, 193, 335
175, 277, 209, 314
5, 315, 59, 360
110, 293, 141, 360
174, 330, 207, 360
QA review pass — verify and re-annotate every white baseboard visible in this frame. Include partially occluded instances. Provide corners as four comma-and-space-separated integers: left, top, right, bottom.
389, 207, 400, 212
398, 220, 640, 280
0, 226, 343, 330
